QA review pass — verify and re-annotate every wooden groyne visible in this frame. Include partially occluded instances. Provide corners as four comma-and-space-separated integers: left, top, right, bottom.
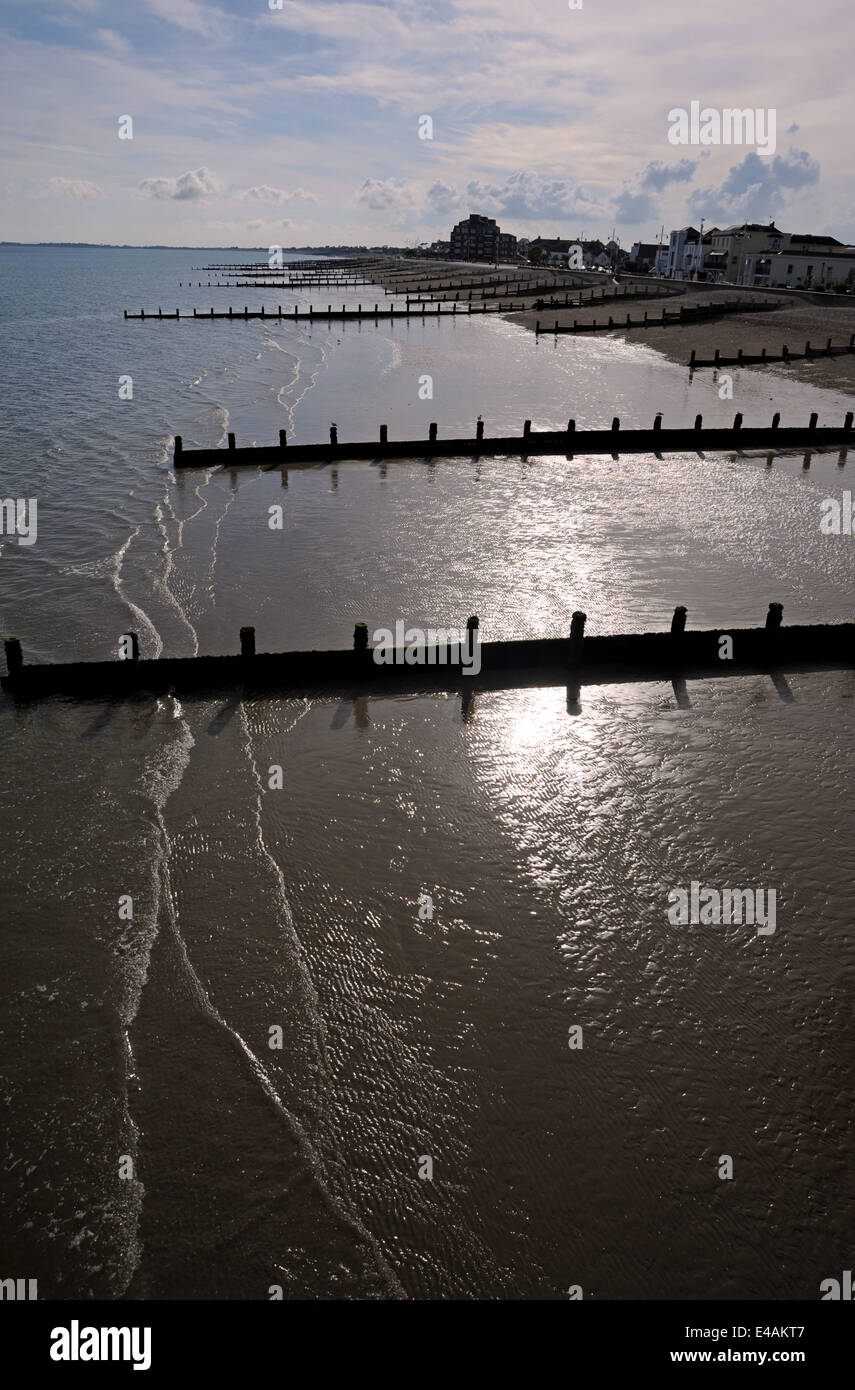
124, 303, 513, 322
536, 298, 782, 336
228, 279, 378, 289
171, 413, 854, 469
4, 609, 852, 702
528, 285, 684, 312
383, 276, 589, 298
689, 336, 855, 369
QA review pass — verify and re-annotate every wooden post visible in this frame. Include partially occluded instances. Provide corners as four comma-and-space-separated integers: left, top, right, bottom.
429, 423, 438, 442
733, 413, 743, 431
569, 610, 586, 659
611, 417, 620, 432
228, 432, 236, 449
330, 425, 338, 445
279, 429, 287, 449
689, 349, 696, 367
694, 414, 702, 431
380, 425, 388, 443
845, 412, 853, 434
523, 420, 531, 436
240, 626, 256, 659
653, 414, 662, 433
809, 412, 818, 431
671, 606, 687, 637
765, 602, 783, 633
353, 622, 369, 654
771, 413, 780, 430
4, 637, 23, 678
476, 419, 484, 441
174, 434, 183, 458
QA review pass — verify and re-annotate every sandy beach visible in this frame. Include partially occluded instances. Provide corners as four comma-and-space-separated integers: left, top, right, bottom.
369, 260, 855, 393
508, 290, 855, 392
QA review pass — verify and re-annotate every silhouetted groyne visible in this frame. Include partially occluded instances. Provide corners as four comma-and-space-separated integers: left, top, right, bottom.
3, 609, 852, 702
171, 413, 854, 468
689, 336, 855, 369
124, 303, 510, 322
537, 297, 782, 335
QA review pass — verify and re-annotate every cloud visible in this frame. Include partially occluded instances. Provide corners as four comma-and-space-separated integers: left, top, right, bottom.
142, 0, 227, 38
47, 176, 104, 199
94, 28, 130, 56
245, 217, 293, 232
638, 158, 697, 190
425, 181, 460, 216
355, 177, 415, 211
612, 159, 698, 225
613, 189, 657, 223
462, 171, 594, 221
137, 167, 222, 201
688, 147, 820, 222
241, 185, 319, 204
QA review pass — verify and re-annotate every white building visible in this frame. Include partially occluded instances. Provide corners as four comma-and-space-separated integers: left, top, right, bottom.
763, 235, 855, 290
664, 226, 699, 278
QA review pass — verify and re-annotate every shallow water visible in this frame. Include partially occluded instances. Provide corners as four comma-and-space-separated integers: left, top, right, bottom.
1, 247, 853, 1299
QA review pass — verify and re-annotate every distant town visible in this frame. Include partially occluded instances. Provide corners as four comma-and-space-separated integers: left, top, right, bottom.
417, 213, 855, 293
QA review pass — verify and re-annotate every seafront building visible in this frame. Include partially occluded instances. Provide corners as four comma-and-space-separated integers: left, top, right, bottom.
653, 221, 855, 289
448, 214, 517, 262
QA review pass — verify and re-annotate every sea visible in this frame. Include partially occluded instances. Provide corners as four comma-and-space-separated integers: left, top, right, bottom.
0, 245, 853, 1300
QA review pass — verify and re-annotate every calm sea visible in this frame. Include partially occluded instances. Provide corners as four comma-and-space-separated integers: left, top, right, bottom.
0, 245, 853, 1299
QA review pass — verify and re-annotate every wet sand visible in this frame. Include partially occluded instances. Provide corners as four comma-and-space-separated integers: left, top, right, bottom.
370, 259, 855, 393
510, 292, 855, 392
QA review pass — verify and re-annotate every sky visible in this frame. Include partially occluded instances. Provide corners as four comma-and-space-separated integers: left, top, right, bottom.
1, 0, 853, 248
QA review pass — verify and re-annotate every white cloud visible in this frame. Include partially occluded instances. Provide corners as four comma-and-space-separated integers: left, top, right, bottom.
47, 176, 104, 199
355, 177, 416, 211
94, 28, 131, 56
142, 0, 228, 39
137, 167, 223, 201
241, 185, 319, 205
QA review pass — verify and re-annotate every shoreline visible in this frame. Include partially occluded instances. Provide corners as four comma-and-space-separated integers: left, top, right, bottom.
506, 291, 855, 392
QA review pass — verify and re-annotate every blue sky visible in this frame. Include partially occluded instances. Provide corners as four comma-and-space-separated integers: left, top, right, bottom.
1, 0, 852, 246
